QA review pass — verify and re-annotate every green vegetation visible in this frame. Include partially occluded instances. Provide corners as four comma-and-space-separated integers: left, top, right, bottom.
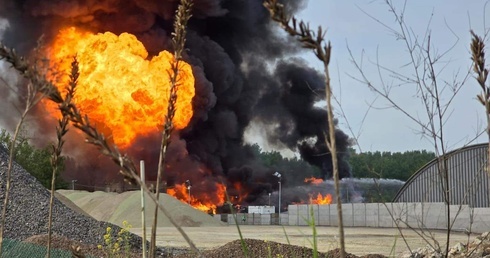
250, 143, 434, 182
0, 128, 67, 189
348, 149, 435, 181
353, 180, 404, 203
249, 143, 322, 185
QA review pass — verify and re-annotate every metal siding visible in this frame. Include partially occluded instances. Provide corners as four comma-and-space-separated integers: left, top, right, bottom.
393, 144, 490, 207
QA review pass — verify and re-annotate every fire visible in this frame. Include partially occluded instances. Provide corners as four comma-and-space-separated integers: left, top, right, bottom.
304, 176, 324, 185
47, 27, 195, 147
167, 182, 226, 214
300, 177, 332, 204
292, 193, 333, 205
232, 182, 249, 203
309, 193, 332, 205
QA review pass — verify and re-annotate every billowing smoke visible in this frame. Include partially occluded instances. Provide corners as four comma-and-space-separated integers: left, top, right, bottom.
0, 0, 352, 207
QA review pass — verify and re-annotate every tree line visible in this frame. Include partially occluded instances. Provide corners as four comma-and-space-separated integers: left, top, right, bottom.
348, 149, 435, 181
251, 143, 435, 182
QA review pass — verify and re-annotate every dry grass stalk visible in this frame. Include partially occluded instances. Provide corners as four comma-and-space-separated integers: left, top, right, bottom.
149, 0, 193, 257
470, 31, 490, 178
224, 189, 249, 257
263, 1, 344, 257
45, 58, 75, 258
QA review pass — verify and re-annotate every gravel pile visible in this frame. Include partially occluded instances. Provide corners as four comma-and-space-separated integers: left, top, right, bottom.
0, 144, 147, 254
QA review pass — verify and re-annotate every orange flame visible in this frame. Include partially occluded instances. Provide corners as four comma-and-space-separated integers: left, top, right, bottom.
309, 193, 332, 205
167, 183, 226, 214
232, 182, 249, 203
292, 192, 333, 205
304, 176, 324, 185
47, 27, 195, 147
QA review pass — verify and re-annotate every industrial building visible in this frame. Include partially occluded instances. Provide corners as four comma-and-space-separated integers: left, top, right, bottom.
393, 143, 490, 207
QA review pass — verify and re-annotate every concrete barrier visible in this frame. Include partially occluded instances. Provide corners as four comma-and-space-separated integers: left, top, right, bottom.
261, 214, 270, 225
378, 204, 393, 228
214, 203, 490, 233
365, 203, 379, 227
353, 203, 366, 227
280, 213, 288, 225
318, 204, 330, 226
470, 208, 490, 231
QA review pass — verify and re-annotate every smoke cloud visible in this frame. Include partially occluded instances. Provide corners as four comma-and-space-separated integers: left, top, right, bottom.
0, 0, 352, 207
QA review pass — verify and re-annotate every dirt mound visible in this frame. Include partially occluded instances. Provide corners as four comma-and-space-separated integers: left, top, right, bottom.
173, 239, 384, 258
57, 190, 225, 228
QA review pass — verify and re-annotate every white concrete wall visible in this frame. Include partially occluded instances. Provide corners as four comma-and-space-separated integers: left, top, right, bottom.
215, 202, 490, 233
286, 203, 490, 233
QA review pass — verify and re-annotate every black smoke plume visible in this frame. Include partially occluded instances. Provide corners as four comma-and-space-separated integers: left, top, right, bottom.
0, 0, 352, 207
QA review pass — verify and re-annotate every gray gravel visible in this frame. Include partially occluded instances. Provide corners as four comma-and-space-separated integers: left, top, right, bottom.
0, 144, 181, 256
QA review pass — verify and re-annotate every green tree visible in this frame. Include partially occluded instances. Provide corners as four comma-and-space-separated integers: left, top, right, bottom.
0, 129, 67, 189
348, 149, 435, 181
246, 144, 322, 186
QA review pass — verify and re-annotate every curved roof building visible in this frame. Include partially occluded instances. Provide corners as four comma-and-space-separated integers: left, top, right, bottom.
393, 143, 490, 207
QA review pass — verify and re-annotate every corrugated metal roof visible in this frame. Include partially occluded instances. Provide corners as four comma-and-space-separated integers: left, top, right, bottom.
393, 143, 490, 207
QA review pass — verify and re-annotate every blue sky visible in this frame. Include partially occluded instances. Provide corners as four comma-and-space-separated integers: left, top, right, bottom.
295, 0, 490, 153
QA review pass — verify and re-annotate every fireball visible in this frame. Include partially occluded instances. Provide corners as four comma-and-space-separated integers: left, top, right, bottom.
47, 27, 195, 147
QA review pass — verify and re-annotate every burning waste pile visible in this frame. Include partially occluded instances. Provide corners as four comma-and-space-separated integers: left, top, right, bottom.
0, 0, 353, 214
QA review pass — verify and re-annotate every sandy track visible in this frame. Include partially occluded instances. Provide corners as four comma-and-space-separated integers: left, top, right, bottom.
131, 225, 477, 256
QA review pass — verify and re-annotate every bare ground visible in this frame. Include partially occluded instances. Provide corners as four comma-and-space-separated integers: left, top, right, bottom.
130, 225, 478, 257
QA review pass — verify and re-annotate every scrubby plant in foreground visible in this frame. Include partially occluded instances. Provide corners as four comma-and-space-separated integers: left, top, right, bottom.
98, 221, 133, 258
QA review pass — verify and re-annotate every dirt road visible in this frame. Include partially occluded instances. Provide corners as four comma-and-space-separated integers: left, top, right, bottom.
131, 226, 476, 256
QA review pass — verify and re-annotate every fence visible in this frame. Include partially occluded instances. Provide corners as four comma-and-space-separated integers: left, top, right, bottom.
0, 238, 90, 258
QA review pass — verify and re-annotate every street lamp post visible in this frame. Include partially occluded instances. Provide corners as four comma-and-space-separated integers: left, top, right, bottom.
185, 180, 191, 204
278, 181, 281, 221
273, 171, 282, 224
268, 193, 271, 206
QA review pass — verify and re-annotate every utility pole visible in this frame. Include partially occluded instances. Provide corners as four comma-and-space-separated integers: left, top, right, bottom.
140, 160, 147, 258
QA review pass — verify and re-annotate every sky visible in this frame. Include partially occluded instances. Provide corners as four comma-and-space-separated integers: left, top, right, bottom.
295, 0, 490, 153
